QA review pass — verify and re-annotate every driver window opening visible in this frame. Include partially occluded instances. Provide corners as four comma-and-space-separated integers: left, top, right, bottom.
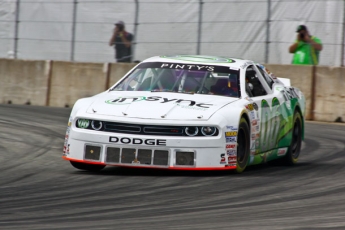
245, 66, 267, 97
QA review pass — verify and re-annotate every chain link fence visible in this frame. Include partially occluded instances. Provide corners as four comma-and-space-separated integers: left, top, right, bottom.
0, 0, 344, 66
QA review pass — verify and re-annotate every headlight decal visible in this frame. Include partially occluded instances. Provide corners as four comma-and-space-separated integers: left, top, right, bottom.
77, 119, 90, 129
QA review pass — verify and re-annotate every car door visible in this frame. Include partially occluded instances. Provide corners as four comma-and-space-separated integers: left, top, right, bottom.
244, 65, 283, 155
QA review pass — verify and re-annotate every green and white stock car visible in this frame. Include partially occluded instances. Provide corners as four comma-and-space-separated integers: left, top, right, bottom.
63, 55, 305, 173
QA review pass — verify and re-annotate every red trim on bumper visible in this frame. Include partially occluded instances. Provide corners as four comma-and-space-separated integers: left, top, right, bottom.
62, 156, 236, 171
62, 156, 106, 165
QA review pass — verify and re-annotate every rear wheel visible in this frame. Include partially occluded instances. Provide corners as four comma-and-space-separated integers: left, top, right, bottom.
282, 111, 302, 165
235, 117, 250, 173
70, 161, 105, 172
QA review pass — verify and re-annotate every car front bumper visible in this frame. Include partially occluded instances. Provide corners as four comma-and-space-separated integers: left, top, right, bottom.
63, 127, 237, 170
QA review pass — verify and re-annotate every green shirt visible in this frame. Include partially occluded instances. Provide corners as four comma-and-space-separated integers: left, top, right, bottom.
292, 36, 322, 65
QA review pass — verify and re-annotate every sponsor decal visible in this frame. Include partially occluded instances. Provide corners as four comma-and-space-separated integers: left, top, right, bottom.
252, 119, 258, 126
227, 150, 237, 156
228, 156, 236, 163
66, 144, 70, 155
255, 139, 260, 148
228, 163, 237, 167
220, 153, 226, 164
240, 61, 252, 69
253, 102, 258, 111
226, 144, 236, 149
250, 141, 255, 149
225, 131, 237, 137
67, 116, 72, 127
105, 96, 213, 108
277, 148, 288, 156
256, 125, 260, 132
160, 63, 215, 72
226, 137, 237, 143
275, 86, 284, 92
251, 150, 256, 155
63, 118, 72, 155
109, 136, 166, 146
176, 104, 207, 111
250, 111, 256, 119
251, 134, 256, 139
245, 104, 254, 111
251, 126, 257, 133
226, 125, 238, 131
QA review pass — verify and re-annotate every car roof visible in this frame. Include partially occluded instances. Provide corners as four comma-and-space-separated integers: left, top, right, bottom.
141, 55, 255, 69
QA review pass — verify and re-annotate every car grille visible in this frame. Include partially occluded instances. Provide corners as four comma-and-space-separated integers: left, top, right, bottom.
105, 147, 169, 166
104, 122, 184, 136
84, 145, 101, 161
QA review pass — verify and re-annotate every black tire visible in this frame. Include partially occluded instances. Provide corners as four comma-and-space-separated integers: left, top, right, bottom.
235, 117, 250, 173
282, 111, 302, 165
70, 161, 106, 172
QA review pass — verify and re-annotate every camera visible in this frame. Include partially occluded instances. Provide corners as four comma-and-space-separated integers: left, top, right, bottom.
300, 32, 305, 39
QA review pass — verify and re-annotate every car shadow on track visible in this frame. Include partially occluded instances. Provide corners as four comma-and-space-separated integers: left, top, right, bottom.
70, 162, 313, 177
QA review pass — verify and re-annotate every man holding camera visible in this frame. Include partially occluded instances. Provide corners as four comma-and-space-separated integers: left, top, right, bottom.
289, 25, 322, 65
109, 20, 133, 63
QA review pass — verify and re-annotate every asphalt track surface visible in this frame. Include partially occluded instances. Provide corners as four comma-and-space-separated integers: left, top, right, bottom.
0, 104, 345, 230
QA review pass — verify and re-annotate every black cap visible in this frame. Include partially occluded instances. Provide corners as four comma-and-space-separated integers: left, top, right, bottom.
296, 25, 307, 32
115, 20, 125, 26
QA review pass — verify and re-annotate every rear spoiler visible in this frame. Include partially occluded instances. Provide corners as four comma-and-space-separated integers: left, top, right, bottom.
277, 77, 291, 87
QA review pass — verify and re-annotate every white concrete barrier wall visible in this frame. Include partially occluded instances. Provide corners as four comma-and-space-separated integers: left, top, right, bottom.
0, 59, 49, 106
265, 64, 314, 120
49, 61, 108, 107
0, 58, 344, 122
314, 66, 345, 122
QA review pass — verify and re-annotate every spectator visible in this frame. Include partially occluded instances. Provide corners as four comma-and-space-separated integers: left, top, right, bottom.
109, 20, 133, 62
289, 25, 323, 65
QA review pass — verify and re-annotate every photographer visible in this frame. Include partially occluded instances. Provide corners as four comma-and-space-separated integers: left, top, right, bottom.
109, 21, 133, 63
289, 25, 322, 65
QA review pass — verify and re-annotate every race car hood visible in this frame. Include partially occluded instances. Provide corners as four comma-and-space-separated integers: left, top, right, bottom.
86, 91, 239, 120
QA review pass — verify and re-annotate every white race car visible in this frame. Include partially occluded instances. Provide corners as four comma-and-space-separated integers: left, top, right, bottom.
63, 55, 305, 173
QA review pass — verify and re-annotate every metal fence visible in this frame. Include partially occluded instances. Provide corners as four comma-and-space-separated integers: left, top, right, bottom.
1, 0, 344, 66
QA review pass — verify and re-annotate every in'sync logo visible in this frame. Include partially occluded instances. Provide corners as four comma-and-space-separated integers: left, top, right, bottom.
105, 96, 213, 108
77, 119, 90, 129
105, 96, 146, 105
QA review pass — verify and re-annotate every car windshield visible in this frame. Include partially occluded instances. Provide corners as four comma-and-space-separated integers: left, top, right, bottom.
111, 62, 240, 97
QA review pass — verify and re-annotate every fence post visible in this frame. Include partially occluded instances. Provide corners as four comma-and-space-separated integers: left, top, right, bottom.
133, 0, 139, 61
341, 0, 345, 66
71, 0, 77, 61
265, 0, 271, 63
13, 0, 21, 59
196, 0, 203, 55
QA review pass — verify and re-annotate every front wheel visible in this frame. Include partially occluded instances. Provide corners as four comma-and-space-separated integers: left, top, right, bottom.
282, 111, 302, 165
235, 117, 250, 173
70, 161, 106, 172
